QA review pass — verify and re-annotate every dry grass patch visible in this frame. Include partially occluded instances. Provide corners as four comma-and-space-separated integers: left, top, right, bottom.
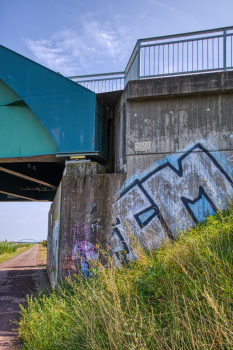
38, 244, 47, 266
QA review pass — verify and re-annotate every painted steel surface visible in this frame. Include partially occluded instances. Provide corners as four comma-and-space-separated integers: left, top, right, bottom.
0, 79, 59, 158
0, 45, 107, 158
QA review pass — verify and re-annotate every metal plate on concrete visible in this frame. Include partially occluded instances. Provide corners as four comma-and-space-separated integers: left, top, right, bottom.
135, 141, 151, 152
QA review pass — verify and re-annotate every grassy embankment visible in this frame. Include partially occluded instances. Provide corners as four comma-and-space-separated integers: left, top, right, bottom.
19, 207, 233, 350
0, 241, 33, 264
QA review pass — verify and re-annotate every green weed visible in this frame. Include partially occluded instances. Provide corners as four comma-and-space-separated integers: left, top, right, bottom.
18, 207, 233, 349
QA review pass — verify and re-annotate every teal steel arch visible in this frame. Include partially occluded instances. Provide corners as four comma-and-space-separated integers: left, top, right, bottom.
0, 79, 59, 158
0, 45, 106, 157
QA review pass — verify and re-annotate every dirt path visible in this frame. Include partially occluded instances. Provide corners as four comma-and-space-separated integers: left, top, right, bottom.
0, 245, 49, 349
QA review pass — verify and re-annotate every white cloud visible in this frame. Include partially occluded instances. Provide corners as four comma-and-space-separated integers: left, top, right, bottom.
24, 13, 133, 76
148, 0, 176, 13
18, 220, 27, 224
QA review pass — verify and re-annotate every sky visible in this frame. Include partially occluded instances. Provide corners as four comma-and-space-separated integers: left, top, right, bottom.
0, 0, 233, 241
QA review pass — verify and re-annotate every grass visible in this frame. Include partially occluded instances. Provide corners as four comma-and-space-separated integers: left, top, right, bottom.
0, 242, 33, 264
18, 207, 233, 350
38, 244, 47, 266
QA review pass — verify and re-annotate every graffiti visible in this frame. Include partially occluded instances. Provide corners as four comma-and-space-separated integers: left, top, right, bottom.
63, 221, 99, 278
47, 183, 62, 287
72, 241, 97, 260
50, 219, 60, 286
62, 255, 77, 278
70, 221, 91, 241
90, 202, 97, 215
111, 143, 233, 262
52, 220, 59, 268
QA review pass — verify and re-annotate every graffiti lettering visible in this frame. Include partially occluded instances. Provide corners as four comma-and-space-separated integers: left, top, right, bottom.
111, 143, 233, 262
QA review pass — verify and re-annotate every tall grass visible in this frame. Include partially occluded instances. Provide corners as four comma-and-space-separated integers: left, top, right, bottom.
0, 241, 31, 255
19, 208, 233, 350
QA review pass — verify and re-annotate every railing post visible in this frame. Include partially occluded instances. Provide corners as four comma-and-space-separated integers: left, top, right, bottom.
137, 40, 141, 80
223, 28, 227, 71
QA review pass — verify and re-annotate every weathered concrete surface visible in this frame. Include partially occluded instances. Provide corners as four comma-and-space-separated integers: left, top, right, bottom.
110, 71, 233, 178
47, 183, 62, 287
58, 172, 126, 279
113, 92, 126, 173
48, 71, 233, 285
125, 71, 233, 100
47, 161, 125, 284
125, 93, 233, 157
109, 72, 233, 248
0, 245, 49, 349
65, 161, 106, 176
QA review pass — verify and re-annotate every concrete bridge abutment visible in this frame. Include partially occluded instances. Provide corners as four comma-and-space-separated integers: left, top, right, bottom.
47, 161, 126, 286
48, 71, 233, 285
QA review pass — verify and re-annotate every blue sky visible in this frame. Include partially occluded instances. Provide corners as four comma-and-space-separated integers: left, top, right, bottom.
1, 0, 233, 77
0, 0, 233, 241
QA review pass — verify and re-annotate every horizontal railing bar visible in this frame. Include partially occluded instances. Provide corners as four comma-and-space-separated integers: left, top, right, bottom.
77, 77, 124, 83
140, 67, 224, 79
125, 27, 233, 75
138, 26, 233, 44
141, 35, 223, 48
68, 71, 124, 79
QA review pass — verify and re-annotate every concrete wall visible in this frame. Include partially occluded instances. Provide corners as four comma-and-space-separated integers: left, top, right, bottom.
47, 161, 126, 283
48, 71, 233, 284
114, 92, 126, 173
58, 170, 126, 279
47, 182, 62, 286
111, 71, 233, 251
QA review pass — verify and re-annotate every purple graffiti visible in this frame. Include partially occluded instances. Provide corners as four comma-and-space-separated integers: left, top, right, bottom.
70, 222, 91, 240
72, 240, 97, 260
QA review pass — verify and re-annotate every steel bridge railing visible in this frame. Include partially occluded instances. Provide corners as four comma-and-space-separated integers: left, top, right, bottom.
67, 26, 233, 93
67, 72, 125, 93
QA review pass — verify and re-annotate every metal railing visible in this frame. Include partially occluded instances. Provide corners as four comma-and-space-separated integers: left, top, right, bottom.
138, 26, 233, 79
67, 26, 233, 93
68, 72, 124, 93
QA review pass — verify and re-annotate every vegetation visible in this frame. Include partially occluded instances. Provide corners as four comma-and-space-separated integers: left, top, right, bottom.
19, 207, 233, 350
0, 240, 20, 255
38, 243, 47, 266
0, 240, 31, 255
0, 241, 33, 264
41, 240, 47, 248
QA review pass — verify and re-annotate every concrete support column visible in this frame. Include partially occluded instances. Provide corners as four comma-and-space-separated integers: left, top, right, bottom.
47, 161, 125, 286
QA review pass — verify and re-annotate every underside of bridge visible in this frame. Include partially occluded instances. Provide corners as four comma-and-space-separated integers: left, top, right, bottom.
0, 45, 121, 201
0, 162, 64, 201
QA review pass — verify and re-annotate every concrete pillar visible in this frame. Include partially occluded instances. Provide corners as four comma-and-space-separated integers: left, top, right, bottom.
47, 161, 125, 286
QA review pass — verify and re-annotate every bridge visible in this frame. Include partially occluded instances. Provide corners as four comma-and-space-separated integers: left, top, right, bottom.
2, 26, 233, 285
16, 239, 40, 244
0, 26, 233, 202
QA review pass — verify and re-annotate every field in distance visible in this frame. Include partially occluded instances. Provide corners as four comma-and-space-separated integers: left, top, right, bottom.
0, 241, 33, 264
